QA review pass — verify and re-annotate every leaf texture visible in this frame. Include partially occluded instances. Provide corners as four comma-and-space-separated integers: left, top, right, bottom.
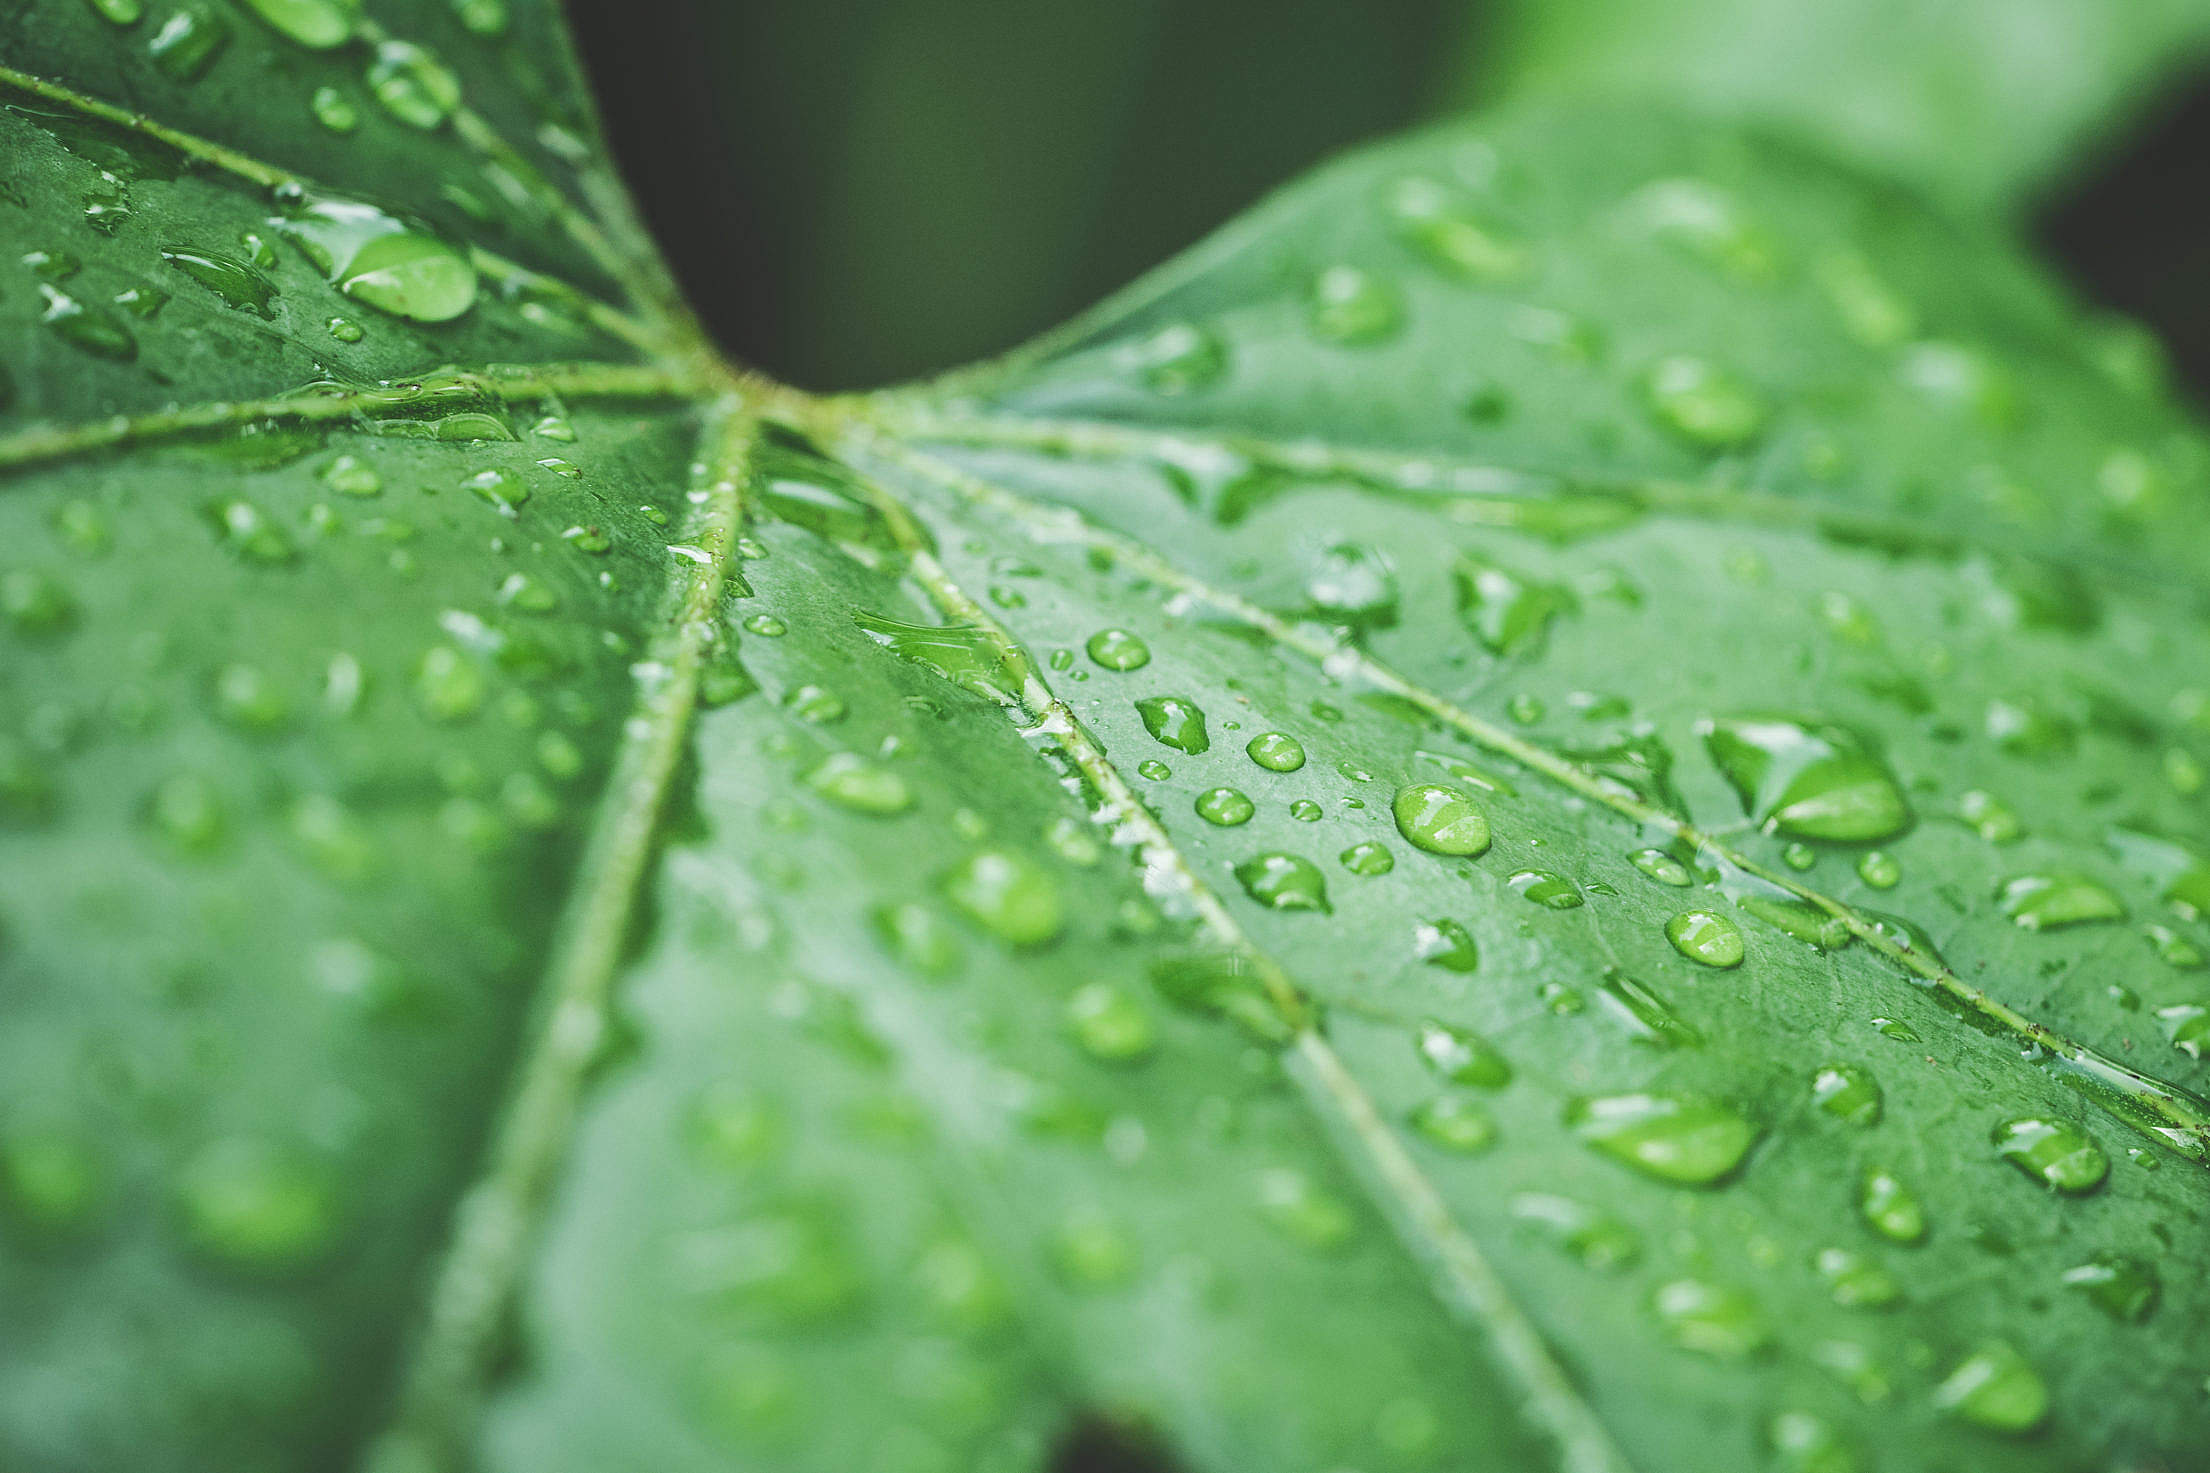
2, 6, 2209, 1473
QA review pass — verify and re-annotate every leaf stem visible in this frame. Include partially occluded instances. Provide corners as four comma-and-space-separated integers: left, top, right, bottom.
361, 397, 758, 1473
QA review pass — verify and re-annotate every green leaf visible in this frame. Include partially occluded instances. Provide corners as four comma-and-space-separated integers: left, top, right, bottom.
1468, 0, 2210, 214
4, 8, 2209, 1473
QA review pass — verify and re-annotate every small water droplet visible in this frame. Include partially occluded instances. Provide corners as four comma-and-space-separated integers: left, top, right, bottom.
1957, 789, 2022, 842
38, 285, 135, 360
1416, 1020, 1510, 1087
1856, 850, 1900, 889
1813, 1247, 1900, 1309
804, 753, 912, 816
1307, 264, 1403, 345
1413, 918, 1478, 972
1509, 869, 1583, 909
1137, 758, 1171, 781
1643, 356, 1765, 450
1195, 787, 1254, 826
310, 84, 359, 132
1085, 628, 1150, 671
1124, 322, 1225, 395
1629, 847, 1693, 886
414, 645, 485, 722
1510, 1193, 1639, 1270
1566, 1093, 1755, 1184
366, 40, 460, 128
1050, 1208, 1135, 1288
1858, 1166, 1925, 1242
1407, 1095, 1496, 1153
1287, 799, 1323, 822
1810, 1063, 1882, 1125
1254, 1167, 1355, 1251
944, 850, 1061, 948
1065, 982, 1155, 1064
1384, 176, 1526, 280
2059, 1252, 2159, 1322
172, 1137, 338, 1276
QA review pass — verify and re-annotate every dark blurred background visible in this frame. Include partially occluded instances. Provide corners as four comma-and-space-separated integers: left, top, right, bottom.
568, 0, 2210, 397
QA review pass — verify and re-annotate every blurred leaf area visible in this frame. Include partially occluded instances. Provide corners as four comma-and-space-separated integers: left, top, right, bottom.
571, 0, 2210, 398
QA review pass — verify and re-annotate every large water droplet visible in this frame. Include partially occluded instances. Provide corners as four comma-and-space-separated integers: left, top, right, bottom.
1194, 787, 1255, 826
1134, 695, 1209, 754
2060, 1252, 2159, 1322
1701, 715, 1909, 841
1991, 1117, 2107, 1194
240, 0, 357, 48
1234, 852, 1329, 912
1996, 872, 2125, 931
277, 196, 476, 322
1651, 1278, 1769, 1357
1454, 554, 1573, 656
943, 850, 1062, 947
161, 245, 277, 317
1246, 731, 1306, 772
1391, 782, 1491, 857
1664, 909, 1745, 968
1932, 1342, 2047, 1435
1565, 1093, 1756, 1185
1085, 628, 1150, 671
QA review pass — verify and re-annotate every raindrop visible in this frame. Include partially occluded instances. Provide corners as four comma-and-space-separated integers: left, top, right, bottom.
1124, 322, 1225, 395
1643, 356, 1766, 450
1416, 1020, 1511, 1087
1997, 873, 2125, 931
1629, 847, 1693, 886
1246, 731, 1306, 771
366, 40, 460, 128
1664, 909, 1745, 968
171, 1138, 338, 1276
1932, 1342, 2047, 1435
1340, 841, 1394, 876
1510, 1193, 1640, 1270
310, 84, 359, 132
1195, 787, 1254, 826
1565, 1092, 1756, 1184
1255, 1167, 1356, 1251
1413, 918, 1479, 972
1509, 869, 1583, 909
1235, 852, 1329, 912
1700, 715, 1909, 842
240, 0, 356, 48
1858, 1166, 1926, 1243
1065, 983, 1155, 1064
1307, 265, 1403, 345
943, 850, 1062, 947
1651, 1278, 1769, 1358
1856, 850, 1901, 889
1407, 1096, 1496, 1153
1085, 628, 1150, 671
1454, 555, 1573, 656
1990, 1117, 2107, 1194
1384, 176, 1526, 281
148, 7, 231, 81
804, 753, 912, 816
1810, 1063, 1882, 1125
2059, 1252, 2159, 1322
1391, 782, 1491, 857
277, 195, 476, 323
1813, 1247, 1900, 1309
1135, 695, 1209, 754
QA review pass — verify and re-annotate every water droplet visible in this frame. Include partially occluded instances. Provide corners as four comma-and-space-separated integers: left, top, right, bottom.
1858, 1166, 1925, 1242
1933, 1342, 2047, 1435
1566, 1092, 1755, 1184
1664, 909, 1745, 968
1124, 322, 1225, 395
148, 8, 232, 81
1782, 841, 1817, 871
1958, 789, 2022, 843
1254, 1167, 1355, 1251
2158, 1002, 2209, 1058
1, 570, 77, 635
1407, 1095, 1496, 1153
1307, 265, 1402, 345
38, 285, 135, 360
160, 245, 277, 317
1134, 695, 1209, 755
1384, 176, 1527, 281
495, 572, 557, 614
1813, 1247, 1900, 1309
1085, 628, 1150, 671
320, 453, 381, 497
84, 0, 142, 23
1050, 1208, 1135, 1288
1235, 852, 1329, 912
1454, 555, 1572, 656
1700, 715, 1909, 841
1629, 848, 1693, 886
1245, 731, 1305, 771
214, 663, 290, 731
1136, 759, 1171, 781
1194, 787, 1254, 826
1413, 918, 1479, 972
1509, 869, 1583, 909
1510, 1193, 1639, 1270
366, 40, 460, 128
1856, 850, 1900, 889
414, 645, 485, 722
1810, 1064, 1882, 1125
856, 611, 1022, 704
172, 1138, 338, 1276
1597, 969, 1700, 1048
147, 773, 226, 853
0, 1127, 104, 1240
943, 850, 1061, 948
1997, 873, 2125, 931
277, 196, 476, 322
1287, 799, 1322, 822
2060, 1252, 2159, 1322
1416, 1020, 1511, 1087
240, 0, 356, 48
1338, 841, 1393, 876
784, 685, 845, 724
1065, 983, 1155, 1064
1391, 782, 1491, 857
310, 84, 359, 132
1991, 1117, 2107, 1193
804, 753, 912, 816
1651, 1278, 1769, 1357
1643, 356, 1765, 450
